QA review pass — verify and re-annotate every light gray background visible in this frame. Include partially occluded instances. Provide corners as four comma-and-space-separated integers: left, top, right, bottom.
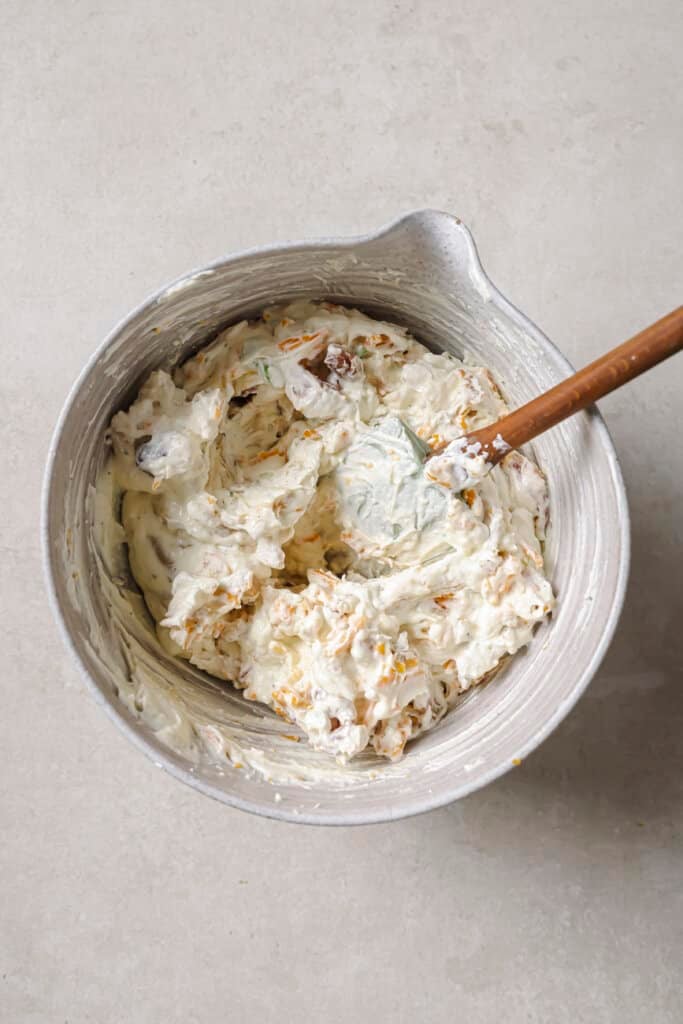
3, 1, 682, 1021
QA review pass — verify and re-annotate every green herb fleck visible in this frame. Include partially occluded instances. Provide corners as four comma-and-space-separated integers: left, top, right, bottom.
257, 360, 272, 384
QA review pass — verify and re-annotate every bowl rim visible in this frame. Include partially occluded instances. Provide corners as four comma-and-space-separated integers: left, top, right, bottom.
41, 209, 631, 825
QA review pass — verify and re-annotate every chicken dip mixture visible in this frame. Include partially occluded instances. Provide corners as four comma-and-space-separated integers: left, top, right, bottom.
109, 301, 554, 764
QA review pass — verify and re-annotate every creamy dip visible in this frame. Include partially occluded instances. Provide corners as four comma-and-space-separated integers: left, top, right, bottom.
109, 300, 554, 763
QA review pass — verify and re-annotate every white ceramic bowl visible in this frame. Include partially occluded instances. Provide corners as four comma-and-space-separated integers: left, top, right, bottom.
42, 210, 629, 824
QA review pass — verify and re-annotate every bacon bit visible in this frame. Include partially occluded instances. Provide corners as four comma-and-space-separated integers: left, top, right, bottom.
301, 533, 320, 543
463, 489, 476, 507
325, 345, 359, 378
364, 374, 386, 395
458, 409, 479, 429
278, 336, 308, 351
434, 593, 453, 608
278, 330, 323, 352
355, 698, 370, 723
483, 369, 503, 398
250, 448, 285, 463
310, 567, 338, 583
329, 633, 351, 656
483, 574, 515, 606
368, 332, 392, 347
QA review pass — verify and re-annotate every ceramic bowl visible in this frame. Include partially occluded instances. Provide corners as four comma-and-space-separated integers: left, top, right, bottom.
42, 210, 629, 824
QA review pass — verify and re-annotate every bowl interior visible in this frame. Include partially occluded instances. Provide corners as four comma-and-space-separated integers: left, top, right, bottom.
44, 211, 629, 823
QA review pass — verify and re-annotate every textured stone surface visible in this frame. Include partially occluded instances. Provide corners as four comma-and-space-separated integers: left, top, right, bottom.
2, 1, 682, 1020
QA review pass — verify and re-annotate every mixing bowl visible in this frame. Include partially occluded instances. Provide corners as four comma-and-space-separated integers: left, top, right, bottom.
42, 210, 630, 824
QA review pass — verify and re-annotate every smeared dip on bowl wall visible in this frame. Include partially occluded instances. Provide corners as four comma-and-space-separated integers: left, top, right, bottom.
107, 300, 554, 765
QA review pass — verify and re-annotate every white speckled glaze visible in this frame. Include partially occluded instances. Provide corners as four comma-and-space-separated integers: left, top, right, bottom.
42, 210, 630, 825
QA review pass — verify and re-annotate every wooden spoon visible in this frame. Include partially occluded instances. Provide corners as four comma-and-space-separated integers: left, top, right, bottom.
431, 306, 683, 468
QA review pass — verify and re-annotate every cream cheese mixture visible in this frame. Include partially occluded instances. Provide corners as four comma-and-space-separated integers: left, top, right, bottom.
109, 300, 554, 763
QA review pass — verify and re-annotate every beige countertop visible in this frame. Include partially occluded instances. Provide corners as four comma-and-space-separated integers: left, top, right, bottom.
3, 1, 682, 1020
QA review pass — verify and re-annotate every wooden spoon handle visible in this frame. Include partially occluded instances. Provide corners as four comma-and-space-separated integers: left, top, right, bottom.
466, 306, 683, 463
